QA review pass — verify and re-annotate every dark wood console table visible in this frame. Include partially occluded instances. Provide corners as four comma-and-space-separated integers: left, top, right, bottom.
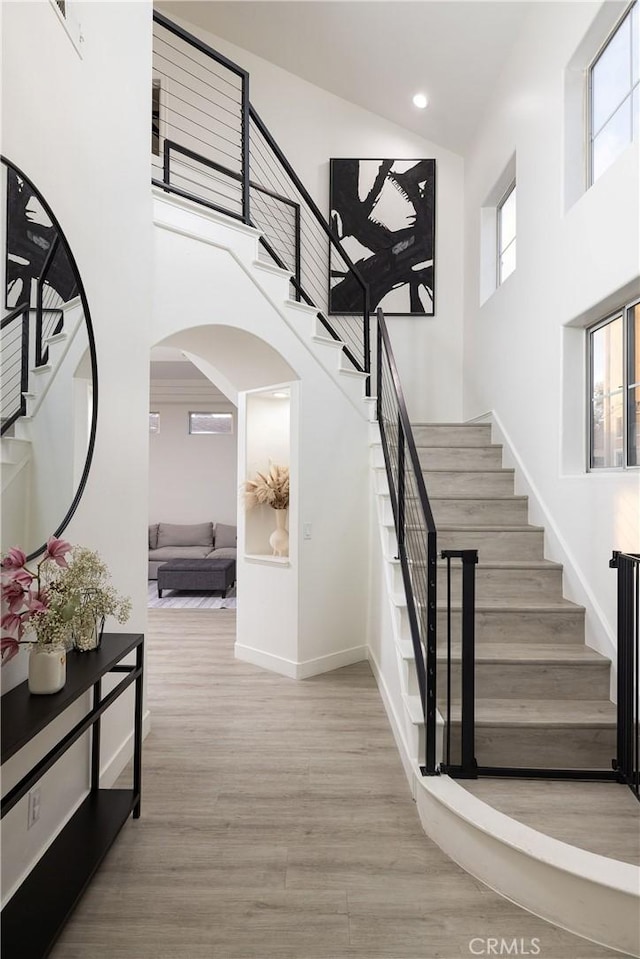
1, 633, 144, 959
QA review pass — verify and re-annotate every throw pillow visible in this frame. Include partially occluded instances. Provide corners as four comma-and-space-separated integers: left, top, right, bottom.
214, 523, 237, 548
149, 524, 159, 550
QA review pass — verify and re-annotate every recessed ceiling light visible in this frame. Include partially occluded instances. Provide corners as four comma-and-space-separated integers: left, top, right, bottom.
272, 391, 289, 398
413, 93, 428, 109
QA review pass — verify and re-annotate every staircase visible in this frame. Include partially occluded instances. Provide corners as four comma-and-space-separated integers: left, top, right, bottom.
376, 420, 616, 771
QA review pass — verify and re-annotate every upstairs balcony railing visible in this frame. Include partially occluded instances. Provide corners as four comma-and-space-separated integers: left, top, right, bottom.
152, 11, 370, 390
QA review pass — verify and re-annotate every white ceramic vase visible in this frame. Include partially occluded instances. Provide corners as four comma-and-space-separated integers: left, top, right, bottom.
28, 646, 66, 695
269, 508, 289, 557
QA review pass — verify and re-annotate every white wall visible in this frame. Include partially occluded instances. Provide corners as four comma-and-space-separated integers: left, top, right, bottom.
1, 0, 153, 903
149, 401, 237, 525
152, 196, 370, 679
156, 8, 465, 423
463, 1, 640, 652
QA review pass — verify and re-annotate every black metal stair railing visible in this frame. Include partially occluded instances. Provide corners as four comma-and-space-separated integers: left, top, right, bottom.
151, 10, 371, 392
610, 551, 640, 800
1, 304, 30, 434
377, 308, 481, 776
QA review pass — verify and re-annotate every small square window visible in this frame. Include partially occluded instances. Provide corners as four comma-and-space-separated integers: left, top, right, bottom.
497, 182, 516, 285
189, 412, 233, 435
149, 412, 160, 434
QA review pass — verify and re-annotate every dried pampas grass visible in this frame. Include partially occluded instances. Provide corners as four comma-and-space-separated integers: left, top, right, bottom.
243, 463, 289, 510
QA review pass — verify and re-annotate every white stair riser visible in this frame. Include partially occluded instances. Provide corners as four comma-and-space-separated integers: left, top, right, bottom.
390, 561, 564, 604
431, 498, 529, 525
438, 565, 564, 604
384, 529, 398, 557
440, 661, 610, 701
437, 608, 586, 645
416, 446, 503, 470
423, 470, 514, 496
0, 436, 31, 465
253, 266, 293, 301
438, 528, 544, 561
412, 425, 492, 447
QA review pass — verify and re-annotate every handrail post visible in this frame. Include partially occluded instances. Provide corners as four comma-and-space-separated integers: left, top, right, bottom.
425, 530, 437, 773
609, 550, 640, 799
397, 416, 405, 554
376, 319, 382, 426
20, 308, 30, 419
459, 549, 478, 778
364, 288, 371, 397
241, 75, 250, 225
294, 204, 301, 302
163, 139, 171, 187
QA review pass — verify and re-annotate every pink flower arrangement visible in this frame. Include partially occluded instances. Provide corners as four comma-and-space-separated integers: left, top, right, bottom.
1, 537, 72, 664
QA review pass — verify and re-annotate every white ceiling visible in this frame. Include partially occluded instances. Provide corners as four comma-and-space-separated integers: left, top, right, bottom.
158, 1, 539, 153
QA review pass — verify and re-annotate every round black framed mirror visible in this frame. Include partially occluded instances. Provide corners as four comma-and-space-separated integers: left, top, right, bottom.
1, 157, 98, 561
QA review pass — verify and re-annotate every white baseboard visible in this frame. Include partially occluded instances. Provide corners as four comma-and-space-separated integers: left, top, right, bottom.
234, 642, 367, 680
367, 648, 417, 796
100, 709, 151, 788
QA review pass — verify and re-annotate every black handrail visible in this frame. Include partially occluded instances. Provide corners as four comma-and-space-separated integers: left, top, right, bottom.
610, 550, 640, 800
248, 105, 369, 309
376, 307, 438, 773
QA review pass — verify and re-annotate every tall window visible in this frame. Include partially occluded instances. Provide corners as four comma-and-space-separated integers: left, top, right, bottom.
589, 301, 639, 468
497, 182, 516, 285
589, 2, 639, 184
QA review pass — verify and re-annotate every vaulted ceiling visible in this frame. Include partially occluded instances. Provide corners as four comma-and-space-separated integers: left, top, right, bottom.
158, 1, 541, 153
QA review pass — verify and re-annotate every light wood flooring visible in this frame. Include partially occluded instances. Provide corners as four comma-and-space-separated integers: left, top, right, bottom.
49, 610, 628, 959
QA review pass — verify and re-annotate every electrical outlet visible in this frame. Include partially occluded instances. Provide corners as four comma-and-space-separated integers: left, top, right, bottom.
303, 523, 312, 540
27, 788, 41, 829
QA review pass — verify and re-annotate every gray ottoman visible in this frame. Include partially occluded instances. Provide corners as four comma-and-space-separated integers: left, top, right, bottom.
157, 558, 236, 597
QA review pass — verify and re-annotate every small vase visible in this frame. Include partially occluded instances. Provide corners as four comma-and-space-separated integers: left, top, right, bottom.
28, 646, 66, 695
269, 508, 289, 557
73, 610, 105, 652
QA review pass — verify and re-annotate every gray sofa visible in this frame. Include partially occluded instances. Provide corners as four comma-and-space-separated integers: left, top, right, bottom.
148, 521, 237, 580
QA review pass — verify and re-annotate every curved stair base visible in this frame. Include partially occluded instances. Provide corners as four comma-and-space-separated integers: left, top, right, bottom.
414, 774, 640, 957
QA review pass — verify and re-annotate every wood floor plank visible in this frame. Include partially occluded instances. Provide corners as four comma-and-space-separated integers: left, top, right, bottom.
48, 609, 626, 959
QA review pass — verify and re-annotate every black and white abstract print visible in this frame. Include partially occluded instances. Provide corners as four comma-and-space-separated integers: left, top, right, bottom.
329, 158, 436, 316
5, 169, 76, 309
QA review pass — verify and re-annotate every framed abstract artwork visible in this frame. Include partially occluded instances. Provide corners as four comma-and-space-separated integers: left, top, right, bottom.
329, 158, 436, 316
